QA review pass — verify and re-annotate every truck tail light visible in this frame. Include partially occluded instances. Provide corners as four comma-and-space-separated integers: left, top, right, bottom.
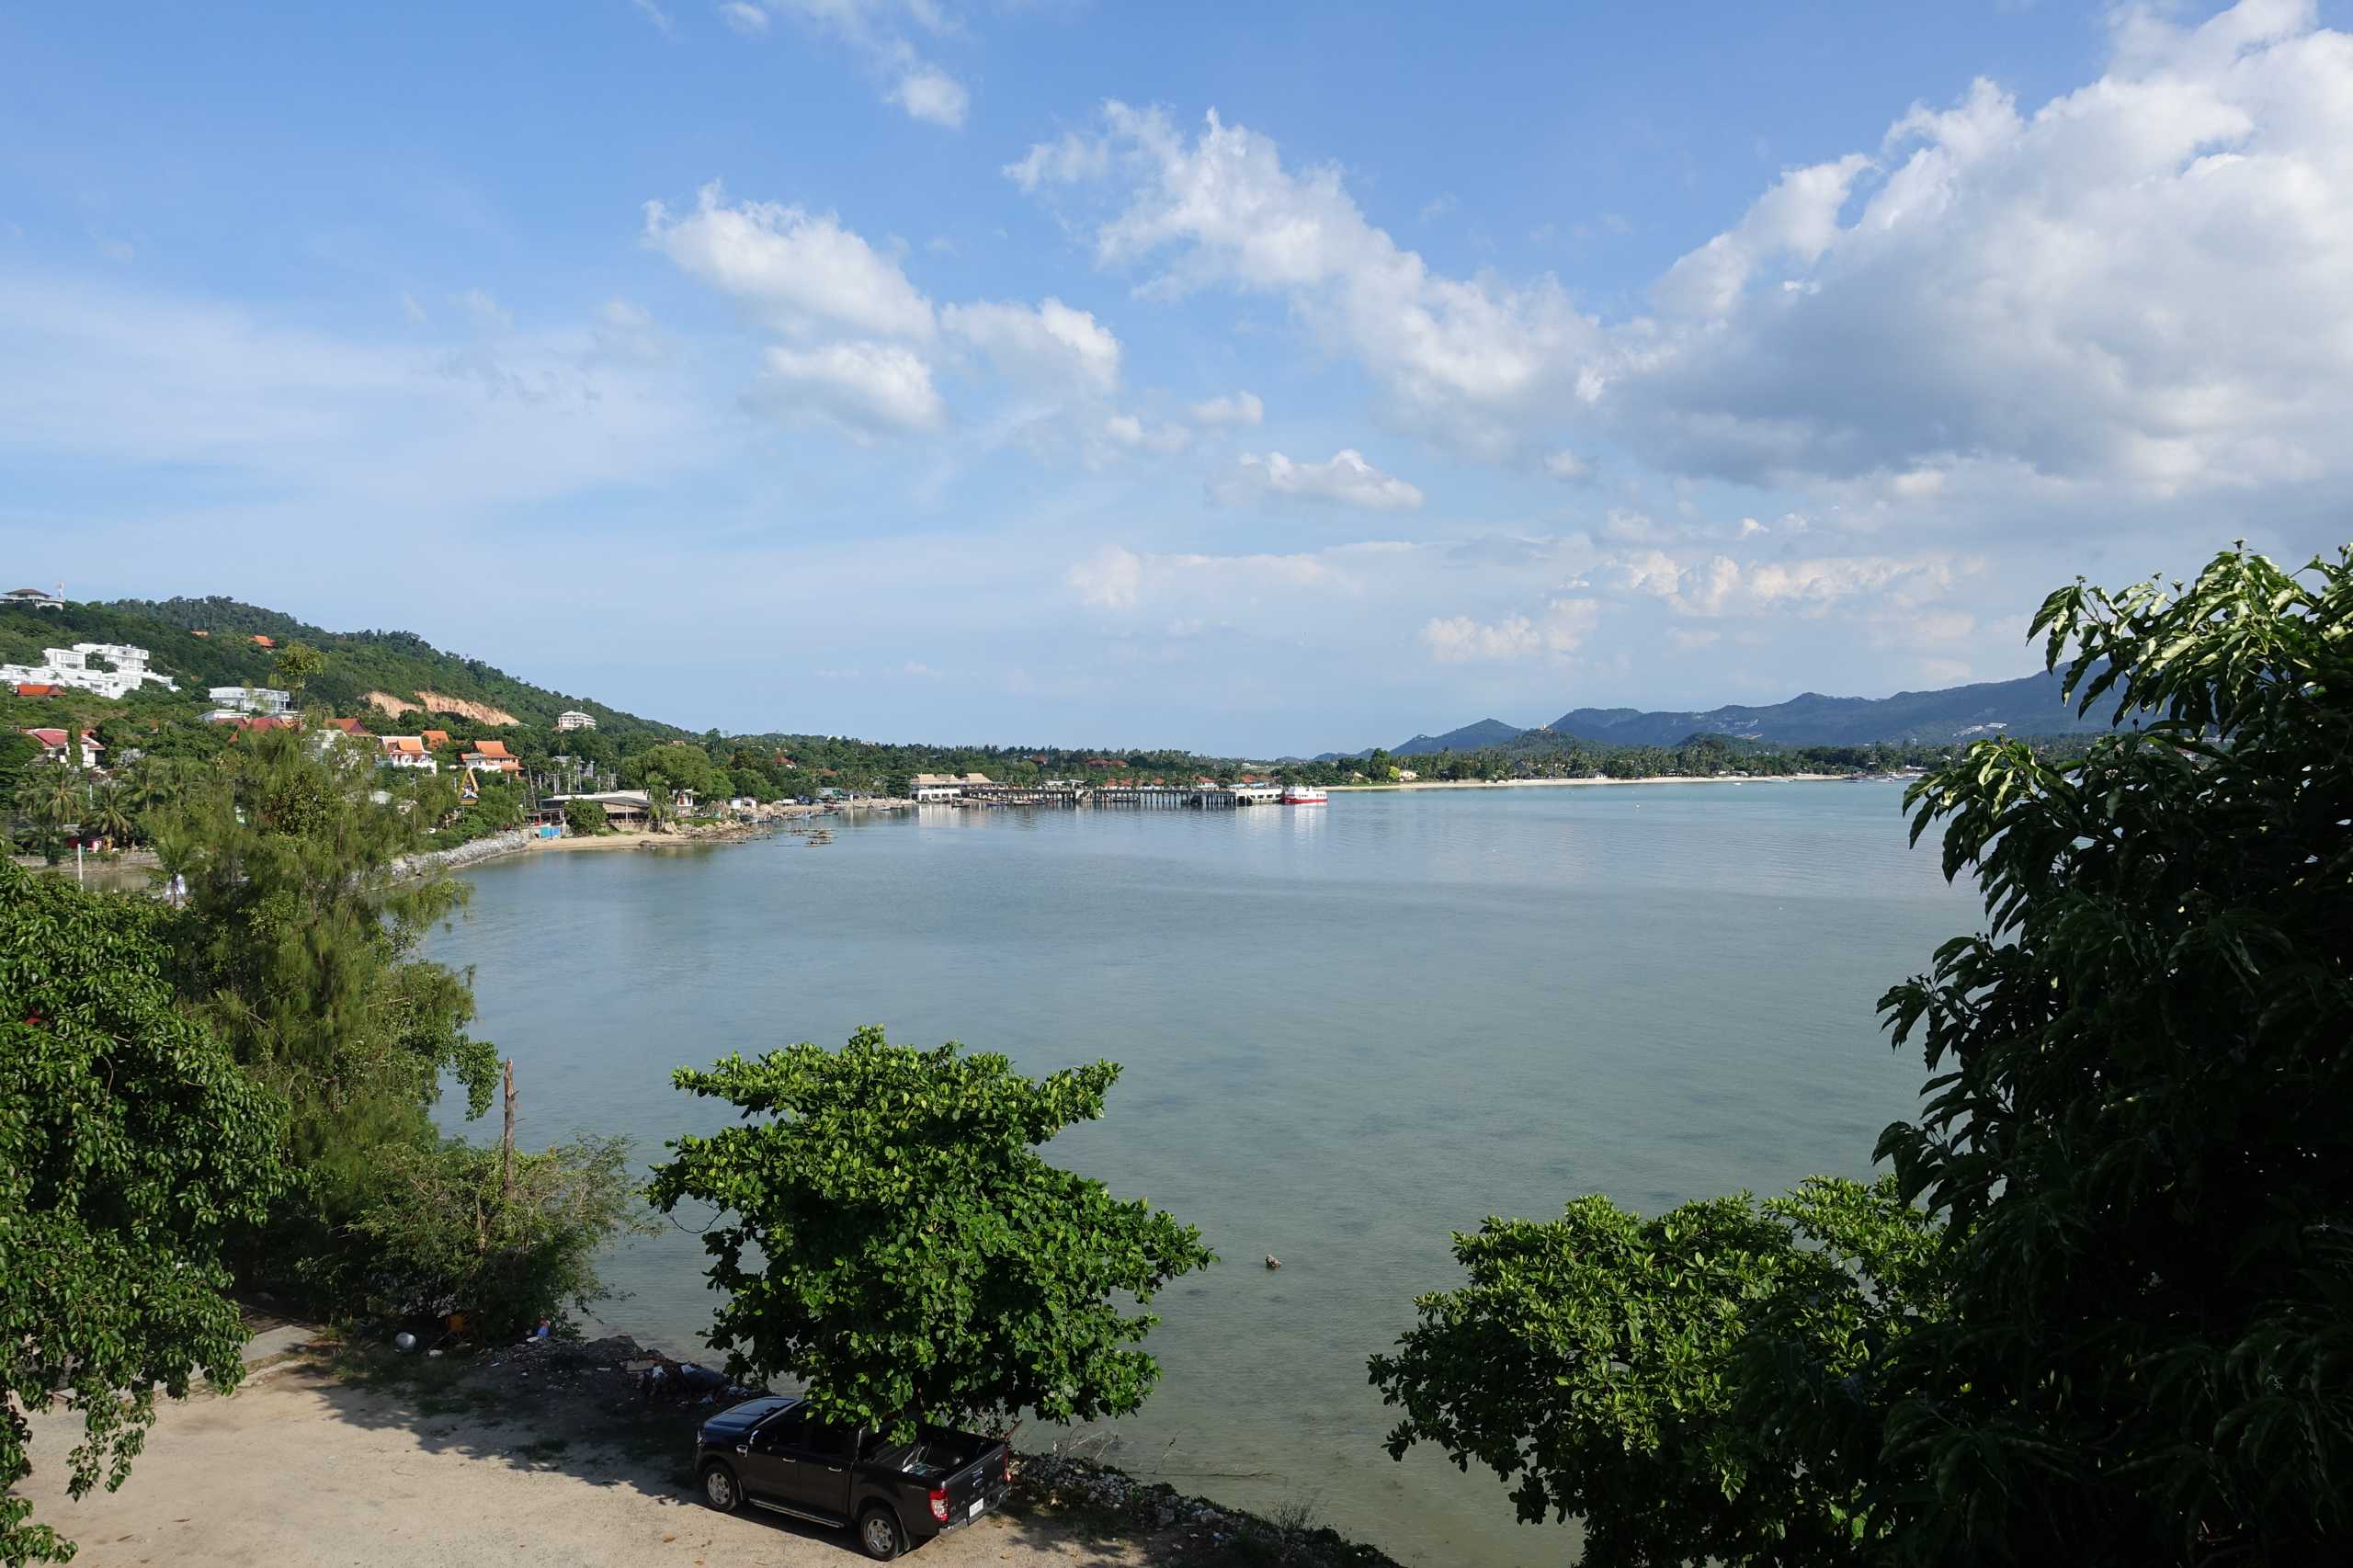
928, 1488, 949, 1523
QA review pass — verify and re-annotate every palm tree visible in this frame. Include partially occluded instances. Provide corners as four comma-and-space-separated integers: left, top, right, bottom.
644, 786, 676, 835
13, 765, 84, 864
82, 777, 137, 849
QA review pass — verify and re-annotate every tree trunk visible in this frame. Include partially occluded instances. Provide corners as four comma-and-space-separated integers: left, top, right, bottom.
500, 1057, 516, 1208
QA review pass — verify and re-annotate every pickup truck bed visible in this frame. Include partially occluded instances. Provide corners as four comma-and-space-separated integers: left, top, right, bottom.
694, 1397, 1011, 1560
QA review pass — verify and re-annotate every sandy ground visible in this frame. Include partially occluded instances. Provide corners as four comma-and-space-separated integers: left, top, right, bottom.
16, 1340, 1151, 1568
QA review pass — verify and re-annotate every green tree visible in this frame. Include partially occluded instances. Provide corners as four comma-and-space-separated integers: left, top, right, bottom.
152, 726, 495, 1297
1363, 747, 1394, 781
269, 639, 326, 701
647, 1026, 1217, 1436
1371, 1177, 1945, 1564
1370, 543, 2353, 1566
79, 776, 136, 847
11, 764, 81, 864
1, 865, 288, 1565
562, 796, 609, 835
350, 1131, 653, 1341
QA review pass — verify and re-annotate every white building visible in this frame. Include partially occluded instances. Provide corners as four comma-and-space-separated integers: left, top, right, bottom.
378, 735, 439, 773
0, 642, 178, 700
910, 771, 991, 801
554, 710, 597, 732
4, 586, 64, 611
209, 685, 291, 715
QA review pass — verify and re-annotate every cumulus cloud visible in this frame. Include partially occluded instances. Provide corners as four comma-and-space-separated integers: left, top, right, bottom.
1103, 413, 1190, 453
943, 298, 1120, 392
1006, 103, 1600, 458
1011, 7, 2353, 498
1542, 449, 1591, 482
643, 185, 935, 339
890, 66, 970, 129
1615, 548, 1962, 619
1421, 597, 1600, 663
760, 340, 943, 435
1212, 449, 1424, 512
1188, 389, 1264, 426
767, 0, 971, 130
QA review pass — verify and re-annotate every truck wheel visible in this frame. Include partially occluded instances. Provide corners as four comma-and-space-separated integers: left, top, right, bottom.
700, 1462, 742, 1513
857, 1504, 904, 1561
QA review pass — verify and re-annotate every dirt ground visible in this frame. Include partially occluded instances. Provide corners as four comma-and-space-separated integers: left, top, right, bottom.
15, 1335, 1155, 1568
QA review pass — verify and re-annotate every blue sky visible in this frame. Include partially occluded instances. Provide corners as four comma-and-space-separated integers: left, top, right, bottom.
5, 1, 2349, 753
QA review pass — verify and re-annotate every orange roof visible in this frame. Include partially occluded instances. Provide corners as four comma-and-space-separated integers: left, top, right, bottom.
383, 736, 426, 754
15, 683, 56, 698
421, 729, 450, 746
471, 739, 513, 759
250, 634, 275, 647
321, 717, 365, 734
25, 727, 68, 748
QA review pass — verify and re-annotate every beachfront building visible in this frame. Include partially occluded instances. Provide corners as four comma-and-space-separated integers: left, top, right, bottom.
540, 789, 649, 827
209, 685, 291, 715
910, 771, 991, 801
0, 642, 178, 700
379, 735, 438, 772
554, 710, 597, 732
22, 727, 104, 768
5, 586, 65, 610
461, 738, 521, 776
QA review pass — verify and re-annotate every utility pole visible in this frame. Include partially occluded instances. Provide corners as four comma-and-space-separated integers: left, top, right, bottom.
500, 1058, 517, 1207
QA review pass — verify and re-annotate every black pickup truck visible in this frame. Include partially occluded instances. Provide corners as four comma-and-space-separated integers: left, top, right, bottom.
693, 1396, 1011, 1560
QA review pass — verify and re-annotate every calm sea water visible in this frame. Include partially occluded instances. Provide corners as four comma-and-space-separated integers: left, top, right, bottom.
426, 782, 1981, 1566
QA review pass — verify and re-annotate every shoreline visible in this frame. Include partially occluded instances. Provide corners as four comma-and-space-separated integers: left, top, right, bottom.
1333, 771, 1860, 791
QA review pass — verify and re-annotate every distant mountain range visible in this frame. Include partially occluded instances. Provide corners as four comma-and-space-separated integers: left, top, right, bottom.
1315, 669, 2116, 760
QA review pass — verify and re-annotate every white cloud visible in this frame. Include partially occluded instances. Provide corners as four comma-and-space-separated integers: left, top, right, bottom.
760, 340, 943, 434
1006, 103, 1600, 458
1421, 597, 1599, 663
943, 297, 1120, 392
1069, 543, 1142, 608
1013, 8, 2353, 498
770, 0, 970, 130
1103, 413, 1190, 453
644, 184, 936, 340
1213, 449, 1424, 512
717, 2, 769, 34
1615, 548, 1961, 619
454, 288, 513, 331
631, 0, 676, 34
890, 66, 970, 130
1188, 389, 1263, 426
1542, 449, 1590, 482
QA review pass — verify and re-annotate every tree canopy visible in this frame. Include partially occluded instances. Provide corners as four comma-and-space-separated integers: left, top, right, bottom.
648, 1026, 1216, 1437
1, 865, 288, 1565
1370, 543, 2353, 1565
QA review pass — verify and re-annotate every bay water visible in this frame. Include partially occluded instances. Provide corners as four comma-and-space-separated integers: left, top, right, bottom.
426, 782, 1981, 1565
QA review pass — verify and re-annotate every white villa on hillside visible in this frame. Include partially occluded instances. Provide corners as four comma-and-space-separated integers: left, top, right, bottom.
209, 685, 291, 715
378, 735, 438, 773
5, 586, 65, 610
554, 710, 597, 731
0, 642, 178, 700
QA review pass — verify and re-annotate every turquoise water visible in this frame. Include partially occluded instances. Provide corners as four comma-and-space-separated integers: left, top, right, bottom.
426, 783, 1981, 1565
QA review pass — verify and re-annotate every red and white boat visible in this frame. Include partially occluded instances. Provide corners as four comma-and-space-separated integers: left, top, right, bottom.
1281, 785, 1328, 804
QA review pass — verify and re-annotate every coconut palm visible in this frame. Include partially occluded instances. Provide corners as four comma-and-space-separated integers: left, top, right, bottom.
82, 777, 138, 849
13, 764, 84, 864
